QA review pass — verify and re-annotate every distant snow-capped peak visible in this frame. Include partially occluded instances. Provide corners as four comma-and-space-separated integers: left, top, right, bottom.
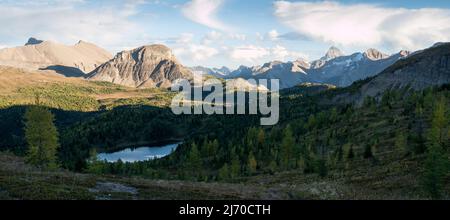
321, 46, 344, 61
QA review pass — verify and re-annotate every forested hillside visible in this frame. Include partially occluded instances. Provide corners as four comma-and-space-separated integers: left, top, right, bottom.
0, 68, 449, 200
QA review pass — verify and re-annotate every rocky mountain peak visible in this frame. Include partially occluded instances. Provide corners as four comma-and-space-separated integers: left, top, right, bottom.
88, 44, 191, 88
25, 37, 44, 46
321, 46, 344, 61
293, 58, 310, 66
364, 48, 389, 60
262, 60, 283, 69
215, 66, 231, 73
117, 44, 174, 63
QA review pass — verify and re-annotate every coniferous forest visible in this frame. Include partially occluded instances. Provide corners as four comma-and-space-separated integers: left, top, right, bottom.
1, 80, 449, 200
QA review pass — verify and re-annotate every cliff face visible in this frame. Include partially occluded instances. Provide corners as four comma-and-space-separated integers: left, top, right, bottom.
88, 45, 192, 88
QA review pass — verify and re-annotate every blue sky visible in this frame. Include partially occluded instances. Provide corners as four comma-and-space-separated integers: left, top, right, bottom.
1, 0, 450, 69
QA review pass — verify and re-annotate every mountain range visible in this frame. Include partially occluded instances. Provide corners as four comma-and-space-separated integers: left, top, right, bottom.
1, 38, 449, 93
189, 66, 231, 78
0, 38, 112, 76
195, 47, 410, 89
331, 42, 450, 105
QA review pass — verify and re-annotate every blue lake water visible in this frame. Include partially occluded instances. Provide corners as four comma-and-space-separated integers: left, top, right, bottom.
97, 143, 180, 163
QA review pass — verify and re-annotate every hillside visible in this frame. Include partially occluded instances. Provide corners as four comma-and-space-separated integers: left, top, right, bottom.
1, 84, 448, 199
0, 66, 175, 111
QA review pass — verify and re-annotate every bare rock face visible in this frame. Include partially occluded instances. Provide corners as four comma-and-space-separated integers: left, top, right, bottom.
88, 45, 193, 88
364, 48, 389, 60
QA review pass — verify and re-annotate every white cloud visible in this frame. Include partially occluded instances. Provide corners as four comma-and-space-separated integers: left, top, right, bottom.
176, 33, 195, 44
0, 1, 145, 51
230, 44, 305, 64
267, 29, 280, 41
202, 31, 223, 44
274, 1, 450, 51
174, 44, 219, 61
0, 0, 86, 7
229, 33, 246, 41
182, 0, 229, 31
121, 0, 149, 17
255, 32, 264, 41
202, 31, 246, 44
271, 45, 307, 61
254, 30, 281, 42
231, 45, 270, 62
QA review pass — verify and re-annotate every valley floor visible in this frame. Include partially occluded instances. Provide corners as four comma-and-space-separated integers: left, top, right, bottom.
1, 153, 444, 200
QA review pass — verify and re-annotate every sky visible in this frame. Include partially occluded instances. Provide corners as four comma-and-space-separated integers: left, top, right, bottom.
1, 0, 450, 69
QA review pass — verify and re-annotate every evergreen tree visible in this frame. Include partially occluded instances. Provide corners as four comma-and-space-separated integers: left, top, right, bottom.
210, 139, 219, 158
422, 98, 449, 199
429, 97, 448, 146
317, 145, 328, 177
306, 115, 317, 130
246, 152, 257, 175
317, 158, 328, 177
347, 145, 355, 160
329, 107, 338, 123
24, 104, 60, 169
115, 159, 124, 174
297, 156, 306, 172
267, 160, 277, 174
336, 145, 344, 162
200, 138, 209, 158
395, 132, 408, 155
218, 163, 229, 181
257, 128, 265, 147
86, 149, 104, 174
280, 125, 295, 170
230, 156, 240, 179
304, 147, 317, 173
188, 143, 202, 172
363, 144, 373, 159
423, 142, 447, 199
